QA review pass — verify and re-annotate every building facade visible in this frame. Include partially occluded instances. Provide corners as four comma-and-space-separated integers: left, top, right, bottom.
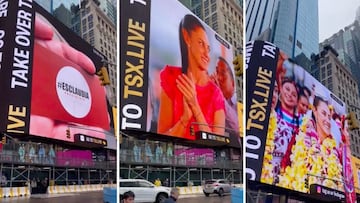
246, 0, 319, 70
312, 46, 360, 158
179, 0, 243, 55
80, 0, 117, 106
320, 21, 360, 95
246, 0, 279, 42
0, 1, 117, 189
99, 0, 117, 25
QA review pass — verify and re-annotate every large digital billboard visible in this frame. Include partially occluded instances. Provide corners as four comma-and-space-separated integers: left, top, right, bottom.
246, 41, 356, 202
351, 156, 360, 194
0, 1, 110, 143
120, 0, 240, 147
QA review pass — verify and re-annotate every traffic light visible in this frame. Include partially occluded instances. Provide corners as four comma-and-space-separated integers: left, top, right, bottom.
66, 129, 71, 139
233, 54, 243, 76
96, 67, 111, 86
347, 111, 360, 130
1, 136, 6, 145
304, 177, 309, 189
190, 126, 195, 136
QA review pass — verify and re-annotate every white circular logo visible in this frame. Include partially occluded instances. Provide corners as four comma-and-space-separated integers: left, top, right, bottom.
56, 66, 92, 118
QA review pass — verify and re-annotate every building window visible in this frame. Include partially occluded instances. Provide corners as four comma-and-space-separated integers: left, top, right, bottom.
89, 29, 94, 37
211, 0, 216, 4
327, 69, 331, 77
326, 63, 332, 70
204, 0, 209, 8
288, 35, 293, 42
82, 23, 87, 33
325, 56, 329, 63
211, 3, 217, 12
211, 13, 217, 22
328, 81, 333, 91
224, 23, 227, 31
90, 37, 94, 46
205, 18, 210, 25
88, 20, 93, 29
296, 40, 302, 49
205, 8, 209, 17
212, 21, 218, 31
83, 33, 88, 41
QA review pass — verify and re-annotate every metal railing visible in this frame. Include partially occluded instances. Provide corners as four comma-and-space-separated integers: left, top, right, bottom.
0, 152, 116, 169
119, 149, 241, 169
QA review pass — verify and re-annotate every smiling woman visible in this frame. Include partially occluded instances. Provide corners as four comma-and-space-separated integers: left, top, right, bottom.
157, 14, 226, 139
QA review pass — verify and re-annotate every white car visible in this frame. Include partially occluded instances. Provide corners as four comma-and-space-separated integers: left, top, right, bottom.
203, 179, 232, 196
119, 179, 170, 203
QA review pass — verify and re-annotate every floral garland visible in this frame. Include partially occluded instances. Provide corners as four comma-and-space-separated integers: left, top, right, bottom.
260, 110, 277, 184
277, 116, 343, 193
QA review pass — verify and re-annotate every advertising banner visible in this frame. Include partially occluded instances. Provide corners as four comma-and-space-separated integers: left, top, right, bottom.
0, 1, 110, 142
351, 156, 360, 194
175, 148, 214, 166
120, 0, 240, 147
246, 40, 357, 202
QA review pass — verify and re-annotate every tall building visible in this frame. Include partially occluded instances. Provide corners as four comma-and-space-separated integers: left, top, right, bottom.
99, 0, 117, 25
35, 0, 52, 12
357, 6, 360, 23
246, 0, 319, 70
80, 0, 117, 106
53, 3, 73, 28
320, 21, 360, 95
246, 0, 279, 42
312, 45, 360, 158
179, 0, 243, 56
236, 0, 243, 8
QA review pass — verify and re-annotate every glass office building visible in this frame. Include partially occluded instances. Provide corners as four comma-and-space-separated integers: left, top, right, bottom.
246, 0, 319, 60
272, 0, 319, 59
246, 0, 279, 41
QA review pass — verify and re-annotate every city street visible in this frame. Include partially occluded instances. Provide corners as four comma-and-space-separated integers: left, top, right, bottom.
1, 192, 103, 203
178, 194, 231, 203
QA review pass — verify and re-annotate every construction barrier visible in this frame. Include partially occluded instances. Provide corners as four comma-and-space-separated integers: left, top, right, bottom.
177, 184, 243, 195
177, 186, 203, 195
0, 187, 29, 198
0, 184, 116, 198
2, 187, 11, 198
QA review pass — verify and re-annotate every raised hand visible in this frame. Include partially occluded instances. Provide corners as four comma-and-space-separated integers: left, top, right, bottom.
34, 14, 95, 74
176, 73, 198, 108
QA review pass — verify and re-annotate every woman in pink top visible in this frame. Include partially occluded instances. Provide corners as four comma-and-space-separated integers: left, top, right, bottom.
157, 14, 225, 140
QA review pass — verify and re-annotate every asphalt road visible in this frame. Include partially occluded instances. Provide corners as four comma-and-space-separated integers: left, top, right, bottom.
178, 194, 231, 203
1, 192, 231, 203
1, 192, 103, 203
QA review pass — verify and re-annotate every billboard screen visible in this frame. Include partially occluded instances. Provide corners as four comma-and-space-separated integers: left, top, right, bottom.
351, 156, 360, 194
246, 41, 356, 201
120, 0, 240, 147
0, 1, 110, 142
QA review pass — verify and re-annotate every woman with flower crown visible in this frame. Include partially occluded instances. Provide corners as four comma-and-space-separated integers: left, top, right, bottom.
278, 96, 343, 192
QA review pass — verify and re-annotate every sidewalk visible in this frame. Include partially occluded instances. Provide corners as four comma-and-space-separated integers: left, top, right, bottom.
30, 193, 80, 198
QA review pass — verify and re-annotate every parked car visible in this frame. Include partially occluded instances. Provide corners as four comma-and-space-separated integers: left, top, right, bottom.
119, 179, 170, 203
203, 179, 232, 197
